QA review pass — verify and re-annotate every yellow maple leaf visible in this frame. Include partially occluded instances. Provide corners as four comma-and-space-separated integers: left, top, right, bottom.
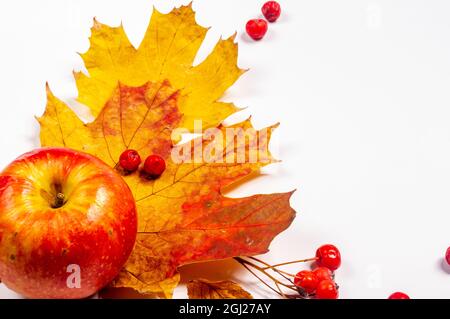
37, 4, 296, 298
75, 4, 244, 131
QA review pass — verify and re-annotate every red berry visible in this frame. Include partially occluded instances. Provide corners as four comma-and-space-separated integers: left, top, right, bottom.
294, 270, 319, 294
388, 292, 410, 299
446, 247, 450, 265
119, 149, 141, 172
246, 19, 268, 40
313, 267, 334, 282
316, 244, 341, 271
143, 155, 166, 178
262, 1, 281, 23
315, 280, 338, 299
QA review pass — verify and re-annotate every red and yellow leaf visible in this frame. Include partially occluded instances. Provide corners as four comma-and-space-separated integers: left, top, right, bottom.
37, 5, 296, 298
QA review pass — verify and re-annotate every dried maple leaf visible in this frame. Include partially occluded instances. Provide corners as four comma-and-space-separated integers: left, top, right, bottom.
37, 4, 296, 298
187, 280, 253, 299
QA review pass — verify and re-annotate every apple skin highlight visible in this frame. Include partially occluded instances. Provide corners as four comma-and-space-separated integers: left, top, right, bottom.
0, 148, 137, 298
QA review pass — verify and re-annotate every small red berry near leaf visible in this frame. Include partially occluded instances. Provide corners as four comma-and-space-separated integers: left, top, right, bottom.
262, 1, 281, 23
143, 155, 166, 178
246, 19, 268, 40
315, 280, 338, 299
388, 292, 410, 299
313, 267, 334, 282
316, 244, 341, 271
294, 270, 319, 294
119, 149, 141, 172
446, 247, 450, 265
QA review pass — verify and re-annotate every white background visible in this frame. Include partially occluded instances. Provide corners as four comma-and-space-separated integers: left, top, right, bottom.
0, 0, 450, 299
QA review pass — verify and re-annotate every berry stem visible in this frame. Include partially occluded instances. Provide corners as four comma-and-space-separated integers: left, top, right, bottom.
247, 256, 296, 278
234, 257, 299, 292
262, 257, 318, 269
274, 280, 287, 299
237, 259, 284, 297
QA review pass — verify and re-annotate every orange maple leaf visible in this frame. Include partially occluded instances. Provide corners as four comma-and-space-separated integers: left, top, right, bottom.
37, 4, 296, 298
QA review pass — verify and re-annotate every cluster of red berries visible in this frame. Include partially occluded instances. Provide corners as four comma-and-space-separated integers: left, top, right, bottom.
119, 149, 166, 179
293, 244, 341, 299
237, 244, 416, 299
235, 244, 342, 299
246, 1, 281, 40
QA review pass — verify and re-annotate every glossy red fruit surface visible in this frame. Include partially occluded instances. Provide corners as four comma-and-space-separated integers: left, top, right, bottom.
388, 292, 410, 299
262, 1, 281, 22
313, 267, 334, 282
143, 154, 166, 178
315, 279, 339, 299
119, 149, 141, 172
294, 270, 319, 294
0, 148, 137, 298
246, 19, 268, 40
316, 244, 341, 271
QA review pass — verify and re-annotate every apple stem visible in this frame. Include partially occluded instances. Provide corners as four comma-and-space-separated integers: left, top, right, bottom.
53, 193, 65, 208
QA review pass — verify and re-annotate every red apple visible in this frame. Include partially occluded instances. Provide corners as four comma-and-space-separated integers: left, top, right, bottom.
0, 148, 137, 298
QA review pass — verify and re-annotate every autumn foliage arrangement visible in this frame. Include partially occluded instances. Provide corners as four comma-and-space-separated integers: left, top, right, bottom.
10, 1, 442, 303
0, 1, 431, 300
30, 3, 298, 298
0, 0, 427, 301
